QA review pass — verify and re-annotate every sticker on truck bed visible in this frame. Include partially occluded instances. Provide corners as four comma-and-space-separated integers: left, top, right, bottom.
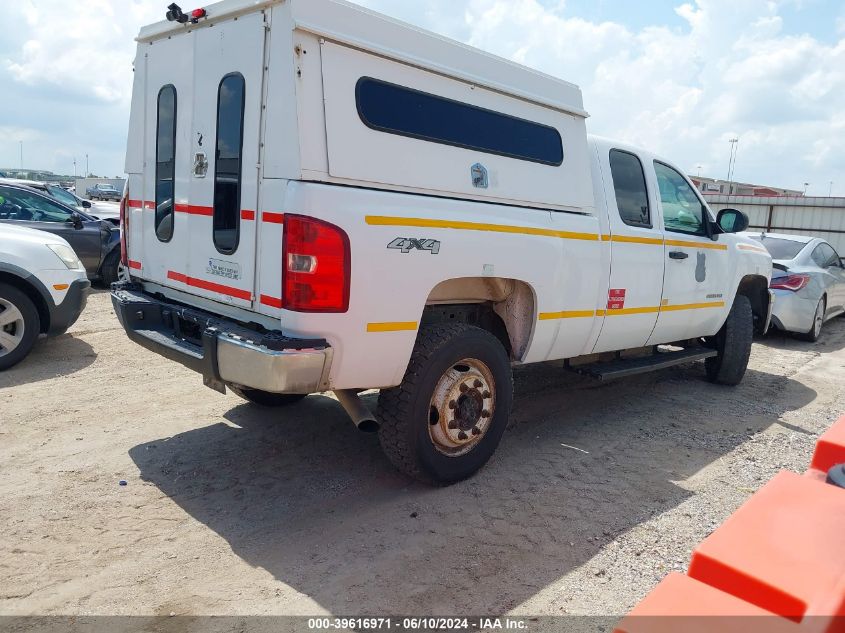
207, 258, 241, 281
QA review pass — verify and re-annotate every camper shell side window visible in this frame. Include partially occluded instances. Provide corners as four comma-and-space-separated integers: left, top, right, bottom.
213, 73, 246, 255
355, 77, 564, 166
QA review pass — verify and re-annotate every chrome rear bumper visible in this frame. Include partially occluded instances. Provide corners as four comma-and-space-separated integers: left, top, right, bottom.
111, 284, 331, 394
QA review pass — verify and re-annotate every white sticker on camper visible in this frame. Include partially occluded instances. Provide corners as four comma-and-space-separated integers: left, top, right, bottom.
207, 259, 242, 281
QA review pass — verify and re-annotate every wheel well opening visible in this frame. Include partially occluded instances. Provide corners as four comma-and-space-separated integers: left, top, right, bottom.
737, 274, 769, 334
422, 278, 536, 360
0, 272, 50, 334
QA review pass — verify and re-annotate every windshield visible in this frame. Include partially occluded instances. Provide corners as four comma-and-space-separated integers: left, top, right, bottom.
750, 235, 808, 260
47, 184, 81, 207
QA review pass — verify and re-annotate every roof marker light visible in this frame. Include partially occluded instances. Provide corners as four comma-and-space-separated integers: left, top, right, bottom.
190, 8, 207, 22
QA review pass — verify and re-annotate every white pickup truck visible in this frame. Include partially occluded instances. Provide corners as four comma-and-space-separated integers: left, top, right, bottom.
113, 0, 773, 483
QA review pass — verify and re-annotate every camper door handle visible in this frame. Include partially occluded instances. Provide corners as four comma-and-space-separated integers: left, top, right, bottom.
669, 251, 689, 260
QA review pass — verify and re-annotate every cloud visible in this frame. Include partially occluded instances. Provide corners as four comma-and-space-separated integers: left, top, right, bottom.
448, 0, 845, 191
1, 0, 842, 193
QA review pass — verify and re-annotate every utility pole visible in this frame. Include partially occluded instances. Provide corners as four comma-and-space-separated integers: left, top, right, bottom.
86, 154, 89, 177
830, 181, 834, 197
697, 164, 702, 177
727, 138, 739, 195
804, 182, 810, 196
73, 158, 77, 178
19, 141, 23, 170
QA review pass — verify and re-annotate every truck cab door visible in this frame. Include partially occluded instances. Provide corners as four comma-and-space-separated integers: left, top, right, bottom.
592, 147, 665, 353
647, 162, 730, 345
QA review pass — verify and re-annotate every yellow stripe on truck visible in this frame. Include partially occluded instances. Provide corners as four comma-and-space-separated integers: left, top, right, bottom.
367, 321, 419, 333
542, 302, 725, 320
539, 310, 597, 320
365, 216, 601, 242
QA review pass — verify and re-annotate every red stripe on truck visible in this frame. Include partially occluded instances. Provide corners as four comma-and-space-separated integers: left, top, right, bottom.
127, 199, 143, 209
175, 204, 214, 216
128, 260, 142, 270
241, 210, 256, 221
262, 212, 285, 224
166, 271, 252, 301
260, 295, 283, 309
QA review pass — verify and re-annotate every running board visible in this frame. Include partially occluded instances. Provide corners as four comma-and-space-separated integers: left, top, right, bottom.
572, 347, 717, 381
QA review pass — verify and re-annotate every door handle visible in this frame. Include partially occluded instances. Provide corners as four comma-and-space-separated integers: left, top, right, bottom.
669, 251, 689, 260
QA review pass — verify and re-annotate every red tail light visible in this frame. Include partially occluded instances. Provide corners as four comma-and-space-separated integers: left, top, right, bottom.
770, 274, 810, 292
119, 187, 129, 267
282, 215, 350, 313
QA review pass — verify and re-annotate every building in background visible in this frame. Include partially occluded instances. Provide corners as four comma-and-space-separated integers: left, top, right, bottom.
689, 176, 803, 197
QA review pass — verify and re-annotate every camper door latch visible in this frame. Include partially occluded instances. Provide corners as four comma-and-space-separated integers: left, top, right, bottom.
193, 152, 209, 178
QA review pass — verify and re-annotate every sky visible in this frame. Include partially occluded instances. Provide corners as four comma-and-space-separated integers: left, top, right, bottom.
1, 0, 843, 194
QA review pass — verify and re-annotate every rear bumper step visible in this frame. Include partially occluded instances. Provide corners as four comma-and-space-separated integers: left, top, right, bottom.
111, 284, 332, 394
572, 347, 717, 381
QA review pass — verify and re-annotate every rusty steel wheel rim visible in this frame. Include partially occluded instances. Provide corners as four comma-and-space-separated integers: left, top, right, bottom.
428, 358, 496, 457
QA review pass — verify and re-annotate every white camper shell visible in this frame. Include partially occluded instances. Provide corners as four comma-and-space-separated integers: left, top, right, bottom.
117, 0, 773, 484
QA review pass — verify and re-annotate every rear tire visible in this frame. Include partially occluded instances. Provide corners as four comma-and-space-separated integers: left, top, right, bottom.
0, 283, 41, 371
705, 294, 753, 386
229, 385, 307, 407
376, 323, 513, 485
100, 250, 121, 286
796, 297, 825, 342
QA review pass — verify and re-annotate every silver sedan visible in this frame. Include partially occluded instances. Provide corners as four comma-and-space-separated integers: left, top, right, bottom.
745, 232, 845, 341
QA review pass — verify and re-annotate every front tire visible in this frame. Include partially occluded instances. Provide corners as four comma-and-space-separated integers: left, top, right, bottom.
229, 385, 307, 407
377, 323, 513, 485
705, 294, 753, 386
0, 284, 41, 371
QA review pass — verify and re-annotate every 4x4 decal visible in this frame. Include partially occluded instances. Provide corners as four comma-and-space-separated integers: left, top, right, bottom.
387, 238, 441, 255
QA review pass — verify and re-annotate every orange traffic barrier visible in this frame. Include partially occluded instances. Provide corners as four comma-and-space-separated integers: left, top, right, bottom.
688, 471, 845, 626
809, 414, 845, 479
614, 573, 800, 633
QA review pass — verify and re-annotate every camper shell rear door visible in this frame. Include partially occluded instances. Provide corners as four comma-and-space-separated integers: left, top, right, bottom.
138, 11, 268, 311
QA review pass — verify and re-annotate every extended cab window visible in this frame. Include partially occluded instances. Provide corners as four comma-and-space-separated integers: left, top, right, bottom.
355, 77, 564, 166
213, 74, 245, 254
609, 149, 650, 228
155, 85, 177, 242
654, 162, 707, 235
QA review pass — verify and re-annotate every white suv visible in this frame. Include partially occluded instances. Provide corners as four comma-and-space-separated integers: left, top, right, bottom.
0, 224, 91, 370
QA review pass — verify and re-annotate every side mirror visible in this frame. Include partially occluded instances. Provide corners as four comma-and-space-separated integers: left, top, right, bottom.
68, 212, 84, 229
81, 200, 92, 209
717, 208, 749, 234
840, 258, 845, 269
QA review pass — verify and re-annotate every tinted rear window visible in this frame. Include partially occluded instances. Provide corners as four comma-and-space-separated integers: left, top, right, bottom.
155, 85, 177, 242
355, 77, 564, 166
213, 73, 245, 255
751, 236, 807, 260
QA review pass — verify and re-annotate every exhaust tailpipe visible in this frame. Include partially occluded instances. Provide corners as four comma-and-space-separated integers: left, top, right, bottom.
334, 389, 380, 433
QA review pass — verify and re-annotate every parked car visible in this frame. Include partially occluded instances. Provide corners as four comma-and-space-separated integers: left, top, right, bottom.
113, 0, 773, 485
0, 178, 96, 215
86, 183, 122, 201
0, 183, 124, 284
0, 224, 90, 370
746, 232, 845, 341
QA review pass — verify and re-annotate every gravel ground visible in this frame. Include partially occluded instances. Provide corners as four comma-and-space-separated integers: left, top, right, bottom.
1, 290, 843, 617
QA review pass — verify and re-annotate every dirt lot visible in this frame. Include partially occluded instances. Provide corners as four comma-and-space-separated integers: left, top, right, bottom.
1, 289, 844, 617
